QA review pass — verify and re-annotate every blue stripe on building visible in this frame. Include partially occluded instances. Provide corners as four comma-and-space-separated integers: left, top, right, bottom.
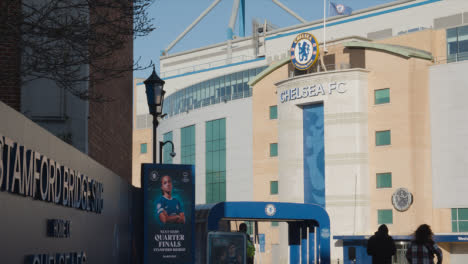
303, 103, 325, 206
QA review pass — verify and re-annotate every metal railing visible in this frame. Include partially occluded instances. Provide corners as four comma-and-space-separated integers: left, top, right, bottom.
434, 52, 468, 64
161, 55, 256, 78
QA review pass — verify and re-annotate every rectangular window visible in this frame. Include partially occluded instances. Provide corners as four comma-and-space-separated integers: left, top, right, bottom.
270, 181, 279, 195
375, 88, 390, 104
376, 172, 392, 188
206, 118, 226, 203
271, 222, 279, 227
452, 208, 468, 232
163, 132, 173, 164
140, 143, 147, 154
376, 130, 391, 146
447, 25, 468, 63
181, 125, 196, 165
270, 143, 278, 157
270, 105, 278, 119
378, 209, 393, 224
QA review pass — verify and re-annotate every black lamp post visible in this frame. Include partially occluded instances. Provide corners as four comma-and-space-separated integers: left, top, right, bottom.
159, 140, 176, 164
144, 65, 166, 164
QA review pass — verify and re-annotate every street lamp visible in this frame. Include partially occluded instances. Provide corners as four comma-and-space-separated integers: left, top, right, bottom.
144, 65, 166, 164
159, 140, 176, 164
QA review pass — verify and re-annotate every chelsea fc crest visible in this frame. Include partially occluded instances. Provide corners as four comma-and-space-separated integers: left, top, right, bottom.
291, 33, 319, 71
265, 204, 276, 216
392, 188, 413, 212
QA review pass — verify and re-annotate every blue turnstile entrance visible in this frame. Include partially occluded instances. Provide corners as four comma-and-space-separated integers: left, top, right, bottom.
196, 201, 330, 264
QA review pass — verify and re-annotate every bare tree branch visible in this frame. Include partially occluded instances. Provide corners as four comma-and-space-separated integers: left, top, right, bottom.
1, 0, 156, 102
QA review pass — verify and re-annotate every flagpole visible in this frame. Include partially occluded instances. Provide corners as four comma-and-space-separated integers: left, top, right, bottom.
323, 0, 326, 52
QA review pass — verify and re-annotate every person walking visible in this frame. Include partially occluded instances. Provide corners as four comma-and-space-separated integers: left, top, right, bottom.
239, 223, 255, 264
406, 224, 443, 264
367, 224, 396, 264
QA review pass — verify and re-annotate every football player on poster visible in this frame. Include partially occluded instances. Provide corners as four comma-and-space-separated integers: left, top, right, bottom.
156, 175, 185, 224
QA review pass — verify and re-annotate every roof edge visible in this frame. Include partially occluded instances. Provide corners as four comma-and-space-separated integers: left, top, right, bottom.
343, 41, 433, 60
248, 57, 291, 87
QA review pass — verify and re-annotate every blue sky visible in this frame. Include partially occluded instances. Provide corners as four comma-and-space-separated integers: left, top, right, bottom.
134, 0, 397, 79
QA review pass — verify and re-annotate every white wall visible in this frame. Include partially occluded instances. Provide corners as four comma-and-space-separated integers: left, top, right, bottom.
430, 60, 468, 208
276, 69, 370, 262
157, 98, 254, 204
451, 244, 468, 264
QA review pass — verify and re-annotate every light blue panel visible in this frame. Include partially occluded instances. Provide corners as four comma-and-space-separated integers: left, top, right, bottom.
309, 228, 315, 264
303, 104, 325, 206
318, 227, 331, 264
290, 245, 301, 264
259, 234, 265, 252
301, 227, 308, 264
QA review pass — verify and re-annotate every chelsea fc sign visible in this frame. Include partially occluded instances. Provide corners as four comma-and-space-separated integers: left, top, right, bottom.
291, 33, 319, 71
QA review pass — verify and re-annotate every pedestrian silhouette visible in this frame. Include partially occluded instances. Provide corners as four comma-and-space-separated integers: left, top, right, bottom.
367, 224, 396, 264
239, 223, 255, 264
406, 224, 442, 264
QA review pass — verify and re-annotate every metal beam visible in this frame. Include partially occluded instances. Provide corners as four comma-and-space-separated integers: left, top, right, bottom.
163, 0, 222, 55
238, 0, 245, 37
272, 0, 307, 23
227, 0, 240, 39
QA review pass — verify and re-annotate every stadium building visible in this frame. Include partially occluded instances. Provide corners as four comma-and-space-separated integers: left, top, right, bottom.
133, 0, 468, 263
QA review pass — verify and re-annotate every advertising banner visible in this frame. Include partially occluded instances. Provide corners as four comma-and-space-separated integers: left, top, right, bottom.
142, 164, 195, 264
207, 231, 246, 264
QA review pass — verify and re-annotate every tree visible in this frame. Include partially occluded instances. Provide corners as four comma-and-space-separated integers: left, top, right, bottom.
1, 0, 156, 102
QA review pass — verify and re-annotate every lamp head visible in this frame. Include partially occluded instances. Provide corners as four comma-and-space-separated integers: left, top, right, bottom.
144, 65, 166, 116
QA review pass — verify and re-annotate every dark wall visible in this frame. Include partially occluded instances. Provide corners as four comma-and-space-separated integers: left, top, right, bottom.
88, 2, 133, 183
0, 173, 141, 264
0, 0, 21, 111
0, 101, 142, 264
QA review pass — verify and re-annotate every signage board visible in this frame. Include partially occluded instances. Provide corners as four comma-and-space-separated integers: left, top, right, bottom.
259, 234, 265, 253
207, 231, 246, 264
142, 164, 195, 264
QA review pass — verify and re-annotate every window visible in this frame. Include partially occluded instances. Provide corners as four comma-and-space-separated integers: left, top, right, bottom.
376, 172, 392, 188
452, 208, 468, 232
140, 143, 147, 154
378, 209, 393, 224
270, 181, 278, 195
270, 143, 278, 157
375, 88, 390, 104
163, 132, 173, 164
206, 118, 226, 203
447, 25, 468, 63
376, 130, 391, 146
270, 105, 278, 119
271, 222, 279, 227
181, 125, 195, 165
162, 66, 267, 118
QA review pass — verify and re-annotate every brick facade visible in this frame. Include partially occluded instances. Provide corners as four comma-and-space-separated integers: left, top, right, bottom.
0, 0, 133, 182
0, 0, 21, 111
88, 67, 133, 182
88, 4, 133, 182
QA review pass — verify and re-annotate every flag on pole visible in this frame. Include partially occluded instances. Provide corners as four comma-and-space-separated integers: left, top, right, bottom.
329, 2, 353, 16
